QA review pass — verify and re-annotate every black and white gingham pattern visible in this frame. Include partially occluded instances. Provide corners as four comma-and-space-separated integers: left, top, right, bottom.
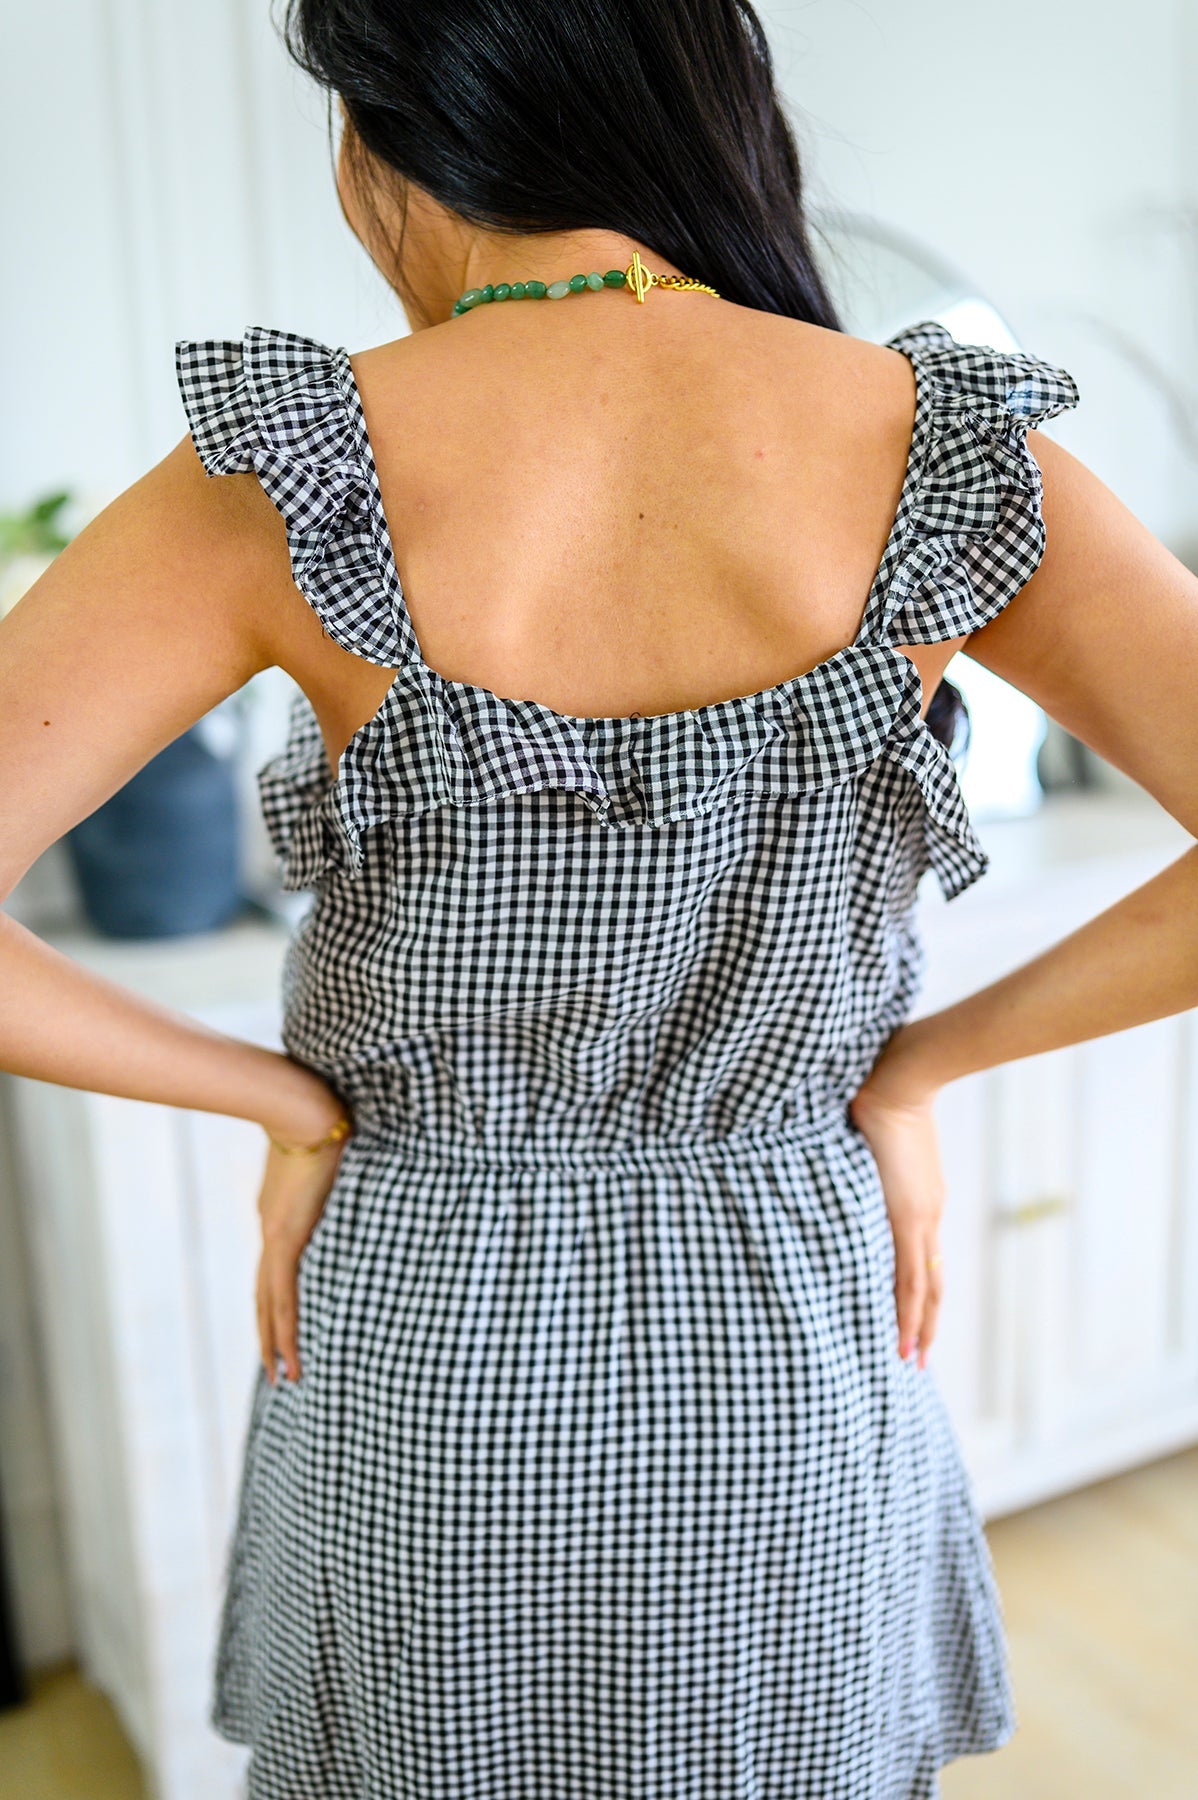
174, 319, 1078, 1798
876, 323, 1080, 647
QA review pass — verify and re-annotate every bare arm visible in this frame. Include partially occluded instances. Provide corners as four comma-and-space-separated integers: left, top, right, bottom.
0, 436, 346, 1144
0, 436, 376, 1384
888, 429, 1198, 1090
852, 430, 1198, 1368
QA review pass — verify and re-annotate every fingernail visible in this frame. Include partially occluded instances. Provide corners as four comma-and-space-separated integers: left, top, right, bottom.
899, 1339, 910, 1359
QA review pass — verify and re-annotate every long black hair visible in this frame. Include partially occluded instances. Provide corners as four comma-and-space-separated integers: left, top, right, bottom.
279, 0, 968, 753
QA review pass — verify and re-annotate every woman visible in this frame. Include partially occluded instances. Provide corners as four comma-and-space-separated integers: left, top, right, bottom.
3, 1, 1196, 1794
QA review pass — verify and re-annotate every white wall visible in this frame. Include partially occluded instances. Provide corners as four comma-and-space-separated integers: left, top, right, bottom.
4, 2, 1197, 543
764, 0, 1198, 557
2, 0, 1196, 1676
0, 0, 398, 514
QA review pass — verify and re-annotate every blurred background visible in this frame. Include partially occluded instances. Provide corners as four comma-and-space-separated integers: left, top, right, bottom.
1, 2, 1196, 1796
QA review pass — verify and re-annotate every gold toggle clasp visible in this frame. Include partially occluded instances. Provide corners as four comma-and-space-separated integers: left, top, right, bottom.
625, 250, 656, 304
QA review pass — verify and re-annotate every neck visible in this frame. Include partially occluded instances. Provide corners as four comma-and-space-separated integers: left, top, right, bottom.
413, 229, 693, 330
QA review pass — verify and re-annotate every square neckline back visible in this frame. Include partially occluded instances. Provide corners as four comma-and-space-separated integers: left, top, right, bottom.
176, 316, 1079, 890
330, 328, 934, 733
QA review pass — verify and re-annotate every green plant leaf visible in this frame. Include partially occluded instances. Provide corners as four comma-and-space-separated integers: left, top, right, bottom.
0, 489, 76, 563
31, 490, 71, 523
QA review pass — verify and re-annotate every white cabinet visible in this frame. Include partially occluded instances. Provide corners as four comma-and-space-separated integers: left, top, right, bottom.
1, 794, 1195, 1798
1, 923, 287, 1799
919, 795, 1198, 1516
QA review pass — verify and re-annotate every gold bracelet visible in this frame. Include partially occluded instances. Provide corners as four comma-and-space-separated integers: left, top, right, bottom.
267, 1115, 353, 1156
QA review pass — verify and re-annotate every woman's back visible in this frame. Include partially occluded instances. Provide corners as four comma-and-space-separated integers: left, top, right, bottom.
286, 304, 944, 790
345, 303, 924, 723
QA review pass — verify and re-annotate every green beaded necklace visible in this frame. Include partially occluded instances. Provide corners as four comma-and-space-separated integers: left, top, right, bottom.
451, 249, 720, 317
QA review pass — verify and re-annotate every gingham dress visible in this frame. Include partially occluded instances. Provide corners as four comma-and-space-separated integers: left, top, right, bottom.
176, 317, 1079, 1800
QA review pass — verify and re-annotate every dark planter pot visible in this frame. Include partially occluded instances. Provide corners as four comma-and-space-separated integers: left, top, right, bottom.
66, 726, 243, 939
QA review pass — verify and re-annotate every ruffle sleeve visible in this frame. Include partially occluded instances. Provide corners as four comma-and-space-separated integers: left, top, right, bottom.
175, 325, 407, 668
879, 320, 1080, 645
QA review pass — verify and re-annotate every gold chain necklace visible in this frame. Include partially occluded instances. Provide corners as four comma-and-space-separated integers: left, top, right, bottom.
452, 249, 720, 317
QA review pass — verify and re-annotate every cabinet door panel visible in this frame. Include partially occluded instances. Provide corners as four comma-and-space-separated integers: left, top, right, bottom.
176, 1110, 266, 1541
990, 1047, 1078, 1448
1065, 1017, 1191, 1424
180, 999, 285, 1542
933, 1070, 1021, 1474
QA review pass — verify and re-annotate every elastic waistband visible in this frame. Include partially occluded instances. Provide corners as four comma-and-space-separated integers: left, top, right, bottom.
347, 1106, 853, 1177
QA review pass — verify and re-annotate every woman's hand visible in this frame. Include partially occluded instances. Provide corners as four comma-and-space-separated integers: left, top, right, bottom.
849, 1021, 946, 1372
255, 1086, 353, 1386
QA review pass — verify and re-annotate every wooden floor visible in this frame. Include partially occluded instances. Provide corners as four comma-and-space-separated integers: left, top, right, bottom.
943, 1442, 1198, 1800
2, 1444, 1195, 1799
0, 1658, 145, 1799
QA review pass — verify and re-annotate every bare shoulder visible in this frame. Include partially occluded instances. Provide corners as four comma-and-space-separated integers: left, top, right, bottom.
347, 307, 914, 404
729, 313, 919, 463
347, 323, 471, 414
780, 315, 916, 414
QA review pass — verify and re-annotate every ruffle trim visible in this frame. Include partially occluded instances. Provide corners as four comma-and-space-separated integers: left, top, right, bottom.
879, 321, 1080, 646
175, 327, 408, 668
176, 319, 1080, 909
257, 644, 989, 902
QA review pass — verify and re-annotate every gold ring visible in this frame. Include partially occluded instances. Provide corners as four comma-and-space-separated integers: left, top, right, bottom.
927, 1253, 942, 1270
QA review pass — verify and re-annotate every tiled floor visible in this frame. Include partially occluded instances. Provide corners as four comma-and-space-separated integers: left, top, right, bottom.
3, 1444, 1196, 1799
